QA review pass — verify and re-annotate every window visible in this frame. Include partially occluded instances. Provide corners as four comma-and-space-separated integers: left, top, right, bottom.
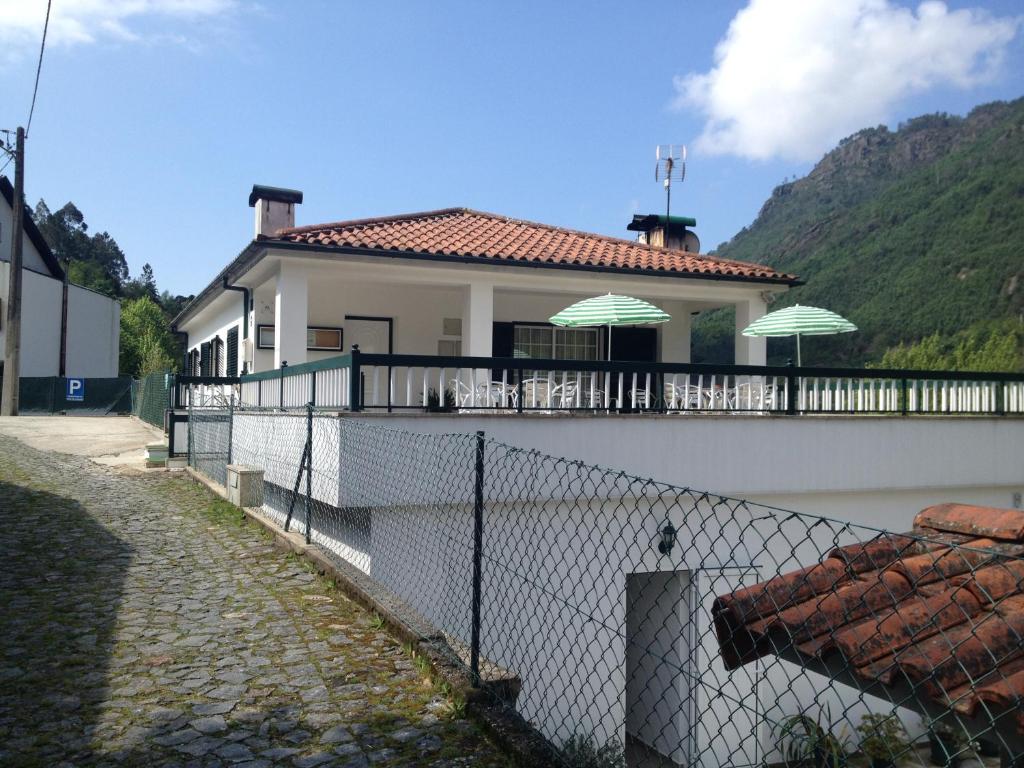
307, 327, 342, 351
256, 325, 343, 351
225, 326, 239, 377
512, 325, 599, 361
256, 325, 274, 350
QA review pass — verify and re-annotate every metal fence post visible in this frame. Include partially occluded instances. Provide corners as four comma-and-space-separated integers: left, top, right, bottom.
304, 401, 313, 545
470, 430, 485, 686
226, 398, 234, 466
349, 345, 362, 412
900, 378, 909, 416
786, 360, 797, 416
279, 361, 288, 409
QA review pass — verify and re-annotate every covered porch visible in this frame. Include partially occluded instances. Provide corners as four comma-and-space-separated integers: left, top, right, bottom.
242, 252, 773, 376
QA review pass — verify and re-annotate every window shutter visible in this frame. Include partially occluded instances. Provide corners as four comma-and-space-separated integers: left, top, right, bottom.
226, 326, 239, 377
213, 336, 224, 376
200, 342, 212, 376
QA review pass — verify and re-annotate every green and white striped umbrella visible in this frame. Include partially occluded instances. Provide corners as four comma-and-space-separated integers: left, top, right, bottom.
550, 294, 670, 359
742, 304, 857, 365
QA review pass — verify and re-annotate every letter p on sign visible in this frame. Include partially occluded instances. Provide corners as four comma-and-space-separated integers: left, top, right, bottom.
66, 378, 85, 402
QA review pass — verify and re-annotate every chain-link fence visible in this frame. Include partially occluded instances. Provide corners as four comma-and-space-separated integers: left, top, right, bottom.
186, 399, 1024, 767
6, 376, 133, 414
131, 372, 172, 428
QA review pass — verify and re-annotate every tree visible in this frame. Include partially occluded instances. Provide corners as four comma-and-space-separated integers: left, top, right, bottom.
874, 319, 1024, 372
120, 297, 178, 377
123, 263, 158, 302
158, 290, 194, 320
33, 199, 129, 296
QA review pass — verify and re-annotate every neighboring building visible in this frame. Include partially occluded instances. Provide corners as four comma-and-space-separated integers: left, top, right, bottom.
173, 185, 798, 377
0, 176, 120, 381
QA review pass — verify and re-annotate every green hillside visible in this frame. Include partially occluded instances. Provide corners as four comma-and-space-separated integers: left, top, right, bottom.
695, 98, 1024, 369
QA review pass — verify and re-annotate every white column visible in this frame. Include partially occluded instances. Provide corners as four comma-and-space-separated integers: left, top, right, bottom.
462, 281, 494, 357
734, 295, 767, 365
658, 301, 691, 363
274, 262, 308, 369
462, 281, 493, 398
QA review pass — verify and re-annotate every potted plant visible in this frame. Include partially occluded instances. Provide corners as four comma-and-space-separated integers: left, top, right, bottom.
926, 723, 977, 767
424, 387, 456, 412
856, 714, 908, 768
777, 711, 850, 767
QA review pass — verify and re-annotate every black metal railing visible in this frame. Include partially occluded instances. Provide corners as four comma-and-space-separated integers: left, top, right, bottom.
219, 347, 1024, 417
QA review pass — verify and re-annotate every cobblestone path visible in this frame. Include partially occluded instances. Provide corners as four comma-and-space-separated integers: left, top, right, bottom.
0, 433, 509, 768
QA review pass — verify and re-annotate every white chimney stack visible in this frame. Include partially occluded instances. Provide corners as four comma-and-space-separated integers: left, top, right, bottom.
249, 184, 303, 238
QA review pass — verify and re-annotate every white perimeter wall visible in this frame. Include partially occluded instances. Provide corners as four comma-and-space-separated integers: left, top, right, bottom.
354, 414, 1024, 525
65, 284, 120, 377
0, 263, 120, 378
218, 412, 1024, 762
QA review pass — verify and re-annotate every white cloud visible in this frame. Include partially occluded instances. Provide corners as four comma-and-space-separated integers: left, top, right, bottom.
0, 0, 237, 51
675, 0, 1020, 162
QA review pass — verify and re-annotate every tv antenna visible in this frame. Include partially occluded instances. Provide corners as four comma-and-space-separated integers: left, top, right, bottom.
655, 144, 686, 222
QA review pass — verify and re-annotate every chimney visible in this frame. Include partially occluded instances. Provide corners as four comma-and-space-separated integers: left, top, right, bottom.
249, 184, 303, 238
626, 213, 701, 252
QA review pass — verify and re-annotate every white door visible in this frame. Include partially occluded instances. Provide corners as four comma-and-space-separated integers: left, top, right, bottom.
345, 317, 391, 354
346, 317, 391, 407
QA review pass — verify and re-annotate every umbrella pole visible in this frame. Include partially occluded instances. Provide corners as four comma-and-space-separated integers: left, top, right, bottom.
796, 334, 802, 367
607, 324, 612, 360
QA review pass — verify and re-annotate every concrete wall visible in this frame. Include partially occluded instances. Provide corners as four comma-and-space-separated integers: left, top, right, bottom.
65, 283, 120, 377
352, 414, 1024, 524
0, 199, 51, 274
0, 263, 120, 378
214, 411, 1023, 763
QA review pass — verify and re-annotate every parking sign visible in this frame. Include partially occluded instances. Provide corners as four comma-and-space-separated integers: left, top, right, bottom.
66, 378, 85, 402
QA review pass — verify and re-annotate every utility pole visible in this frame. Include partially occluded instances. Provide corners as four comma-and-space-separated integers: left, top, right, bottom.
2, 126, 25, 416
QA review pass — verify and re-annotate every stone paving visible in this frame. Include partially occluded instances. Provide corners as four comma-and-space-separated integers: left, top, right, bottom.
0, 433, 510, 767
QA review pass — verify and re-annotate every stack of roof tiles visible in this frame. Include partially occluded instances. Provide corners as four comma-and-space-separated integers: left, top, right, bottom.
713, 503, 1024, 731
271, 208, 796, 282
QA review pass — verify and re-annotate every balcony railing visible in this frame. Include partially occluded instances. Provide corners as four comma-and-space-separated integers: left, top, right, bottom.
177, 348, 1024, 416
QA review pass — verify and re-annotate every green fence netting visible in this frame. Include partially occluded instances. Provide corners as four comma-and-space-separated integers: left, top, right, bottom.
131, 372, 172, 429
12, 376, 135, 415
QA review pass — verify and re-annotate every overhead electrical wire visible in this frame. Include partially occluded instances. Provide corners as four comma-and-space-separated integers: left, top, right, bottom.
25, 0, 53, 137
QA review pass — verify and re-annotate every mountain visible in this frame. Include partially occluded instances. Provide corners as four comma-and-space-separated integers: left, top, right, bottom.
694, 98, 1024, 368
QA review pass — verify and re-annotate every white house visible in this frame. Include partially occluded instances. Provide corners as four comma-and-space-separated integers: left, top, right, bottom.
177, 184, 1024, 768
173, 184, 798, 378
0, 176, 120, 382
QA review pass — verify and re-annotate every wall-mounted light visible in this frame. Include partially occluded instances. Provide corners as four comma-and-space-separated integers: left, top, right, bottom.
657, 522, 677, 555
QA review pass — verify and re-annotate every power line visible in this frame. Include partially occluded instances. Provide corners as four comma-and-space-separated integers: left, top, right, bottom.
25, 0, 53, 137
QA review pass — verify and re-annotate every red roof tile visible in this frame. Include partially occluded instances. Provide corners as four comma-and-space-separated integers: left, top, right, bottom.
713, 504, 1024, 736
268, 208, 796, 283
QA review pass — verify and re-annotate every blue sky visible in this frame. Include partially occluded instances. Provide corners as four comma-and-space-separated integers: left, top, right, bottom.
1, 0, 1022, 296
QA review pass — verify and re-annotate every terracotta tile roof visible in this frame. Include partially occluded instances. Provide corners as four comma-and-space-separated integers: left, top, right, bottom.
268, 208, 796, 284
713, 503, 1024, 733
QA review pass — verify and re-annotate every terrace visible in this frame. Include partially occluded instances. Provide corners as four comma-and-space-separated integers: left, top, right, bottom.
175, 348, 1024, 416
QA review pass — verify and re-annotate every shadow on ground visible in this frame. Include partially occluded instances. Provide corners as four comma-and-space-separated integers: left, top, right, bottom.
0, 479, 131, 766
